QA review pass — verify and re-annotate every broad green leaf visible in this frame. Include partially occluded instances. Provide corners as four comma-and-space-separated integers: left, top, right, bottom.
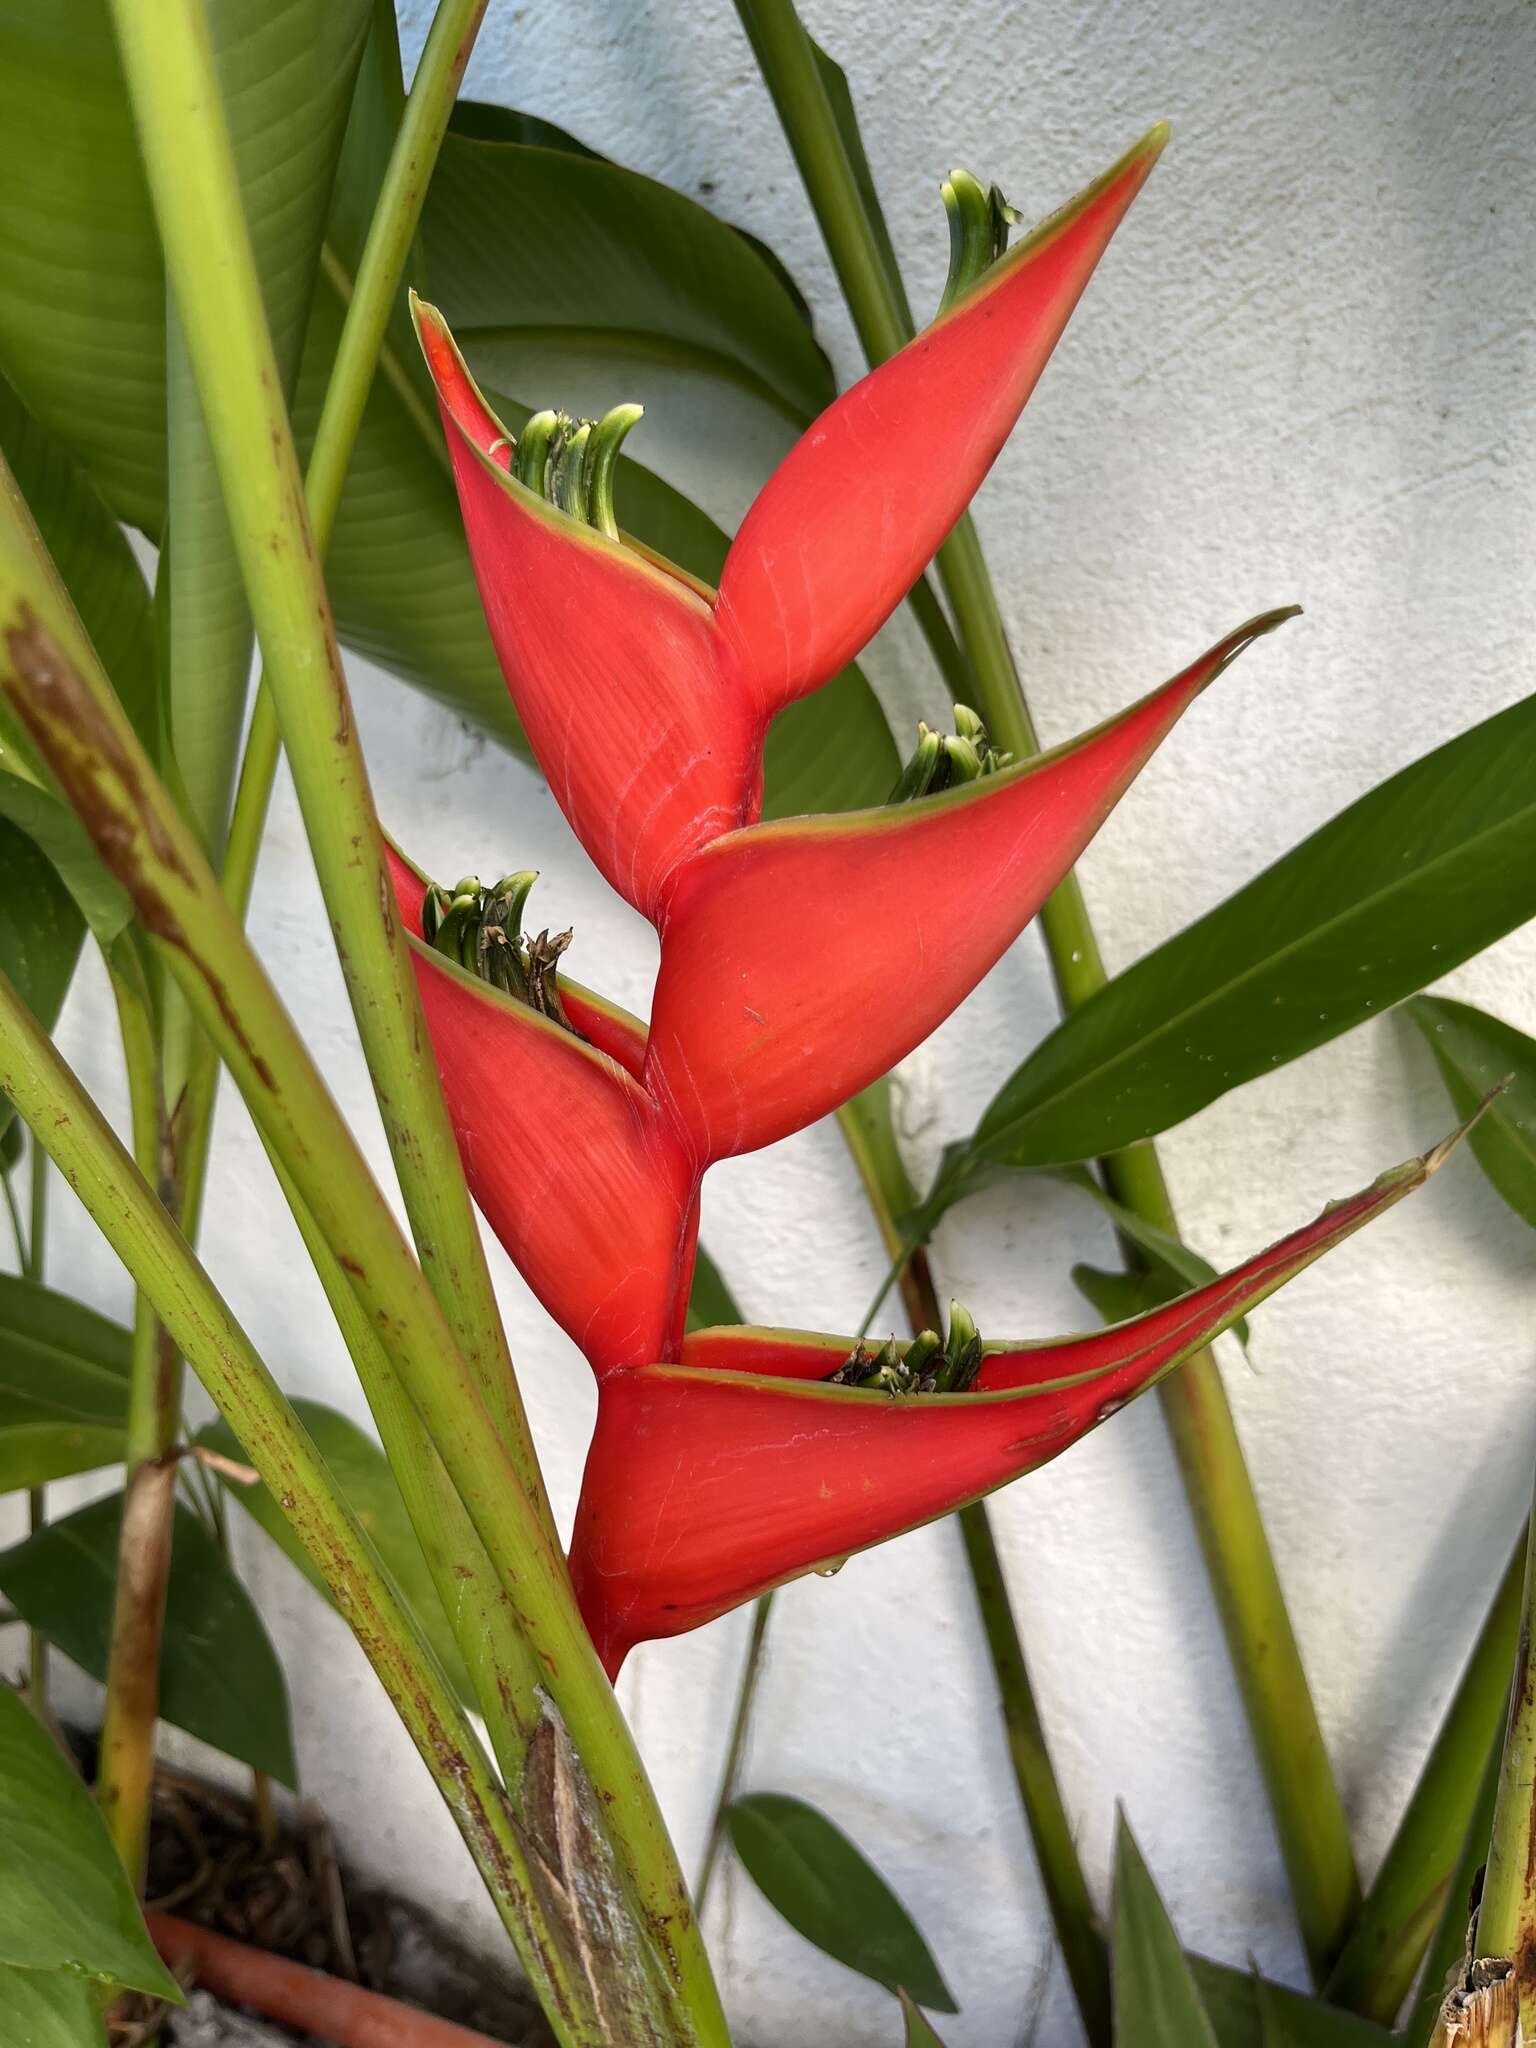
968, 688, 1536, 1172
0, 1686, 179, 1998
1410, 997, 1536, 1229
0, 0, 164, 529
162, 0, 371, 854
0, 1495, 296, 1785
421, 119, 833, 439
1111, 1819, 1218, 2047
0, 1963, 107, 2047
196, 1397, 473, 1706
728, 1792, 956, 2013
0, 828, 81, 1136
0, 1273, 131, 1491
900, 1989, 950, 2046
686, 1245, 745, 1333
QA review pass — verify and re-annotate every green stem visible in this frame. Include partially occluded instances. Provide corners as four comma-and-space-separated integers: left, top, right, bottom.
112, 0, 551, 1543
695, 1591, 776, 1916
738, 1, 1359, 1977
838, 1091, 1111, 2046
96, 950, 180, 1887
1326, 1532, 1525, 2021
1475, 1489, 1536, 2027
0, 972, 601, 2037
25, 1132, 47, 1717
1407, 1734, 1506, 2046
0, 381, 723, 2048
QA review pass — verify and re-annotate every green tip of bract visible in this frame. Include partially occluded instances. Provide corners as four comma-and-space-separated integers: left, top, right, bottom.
940, 166, 1023, 315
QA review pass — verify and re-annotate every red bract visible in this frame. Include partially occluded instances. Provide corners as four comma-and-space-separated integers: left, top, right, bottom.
411, 125, 1165, 926
569, 1135, 1463, 1673
391, 130, 1448, 1671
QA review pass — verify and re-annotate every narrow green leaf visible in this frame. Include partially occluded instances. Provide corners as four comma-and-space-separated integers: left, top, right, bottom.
0, 1963, 107, 2048
0, 1495, 296, 1785
969, 688, 1536, 1171
1071, 1263, 1182, 1327
1047, 1164, 1251, 1346
0, 1273, 131, 1487
727, 1792, 956, 2013
1409, 997, 1536, 1229
196, 1398, 473, 1707
1255, 1974, 1399, 2046
900, 1988, 951, 2046
0, 1687, 179, 1998
1111, 1818, 1219, 2048
1188, 1956, 1397, 2048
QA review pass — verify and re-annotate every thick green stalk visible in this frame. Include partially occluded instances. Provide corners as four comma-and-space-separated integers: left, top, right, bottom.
737, 1, 1359, 1976
1327, 1533, 1525, 2020
0, 972, 605, 2038
0, 435, 722, 2047
1474, 1490, 1536, 2028
96, 952, 180, 1886
109, 0, 549, 1541
24, 1133, 48, 1716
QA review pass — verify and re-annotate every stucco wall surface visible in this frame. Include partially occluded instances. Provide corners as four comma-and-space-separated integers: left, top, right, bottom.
7, 2, 1536, 2043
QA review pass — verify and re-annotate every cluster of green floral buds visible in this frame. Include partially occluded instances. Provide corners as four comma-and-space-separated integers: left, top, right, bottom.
827, 1302, 984, 1395
502, 401, 644, 540
939, 167, 1021, 314
421, 870, 577, 1031
888, 703, 1013, 803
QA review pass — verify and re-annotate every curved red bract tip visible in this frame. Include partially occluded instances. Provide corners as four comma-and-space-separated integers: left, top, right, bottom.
713, 129, 1167, 710
645, 614, 1288, 1164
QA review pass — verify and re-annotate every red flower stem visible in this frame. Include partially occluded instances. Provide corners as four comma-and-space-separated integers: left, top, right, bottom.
738, 0, 1360, 1978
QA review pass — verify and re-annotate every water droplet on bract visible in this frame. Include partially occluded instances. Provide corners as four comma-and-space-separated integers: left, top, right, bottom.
814, 1559, 846, 1578
1070, 949, 1083, 963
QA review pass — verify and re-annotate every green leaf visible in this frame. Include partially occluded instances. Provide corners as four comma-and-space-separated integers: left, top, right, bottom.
195, 1397, 473, 1706
1188, 1956, 1396, 2047
421, 122, 834, 437
1071, 1263, 1182, 1327
1046, 1165, 1251, 1348
0, 0, 164, 529
899, 1988, 950, 2047
0, 1495, 296, 1785
0, 1273, 131, 1491
0, 825, 81, 1095
0, 1963, 107, 2048
686, 1245, 745, 1333
1409, 997, 1536, 1230
968, 687, 1536, 1172
0, 1686, 179, 1998
1111, 1818, 1219, 2048
727, 1792, 956, 2013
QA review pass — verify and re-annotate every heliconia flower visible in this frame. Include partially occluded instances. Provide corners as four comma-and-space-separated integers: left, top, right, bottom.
410, 125, 1167, 926
568, 1129, 1467, 1673
382, 608, 1280, 1360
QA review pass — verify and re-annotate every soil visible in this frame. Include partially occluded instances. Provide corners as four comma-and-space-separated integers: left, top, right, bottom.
107, 1765, 554, 2048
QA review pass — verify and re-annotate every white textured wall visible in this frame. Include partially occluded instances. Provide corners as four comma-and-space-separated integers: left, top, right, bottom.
11, 2, 1536, 2042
